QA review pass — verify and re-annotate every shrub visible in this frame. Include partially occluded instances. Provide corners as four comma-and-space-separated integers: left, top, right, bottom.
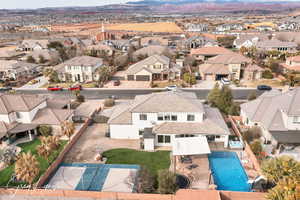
104, 99, 115, 107
242, 127, 261, 143
247, 91, 257, 101
26, 56, 36, 63
0, 148, 17, 166
76, 94, 85, 103
137, 166, 155, 193
262, 70, 274, 79
157, 169, 177, 194
38, 125, 53, 136
250, 140, 263, 156
183, 73, 196, 85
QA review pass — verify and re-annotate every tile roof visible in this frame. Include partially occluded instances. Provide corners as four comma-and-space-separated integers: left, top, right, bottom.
245, 64, 264, 72
190, 46, 233, 56
199, 63, 230, 75
241, 87, 300, 132
133, 45, 171, 58
0, 94, 45, 114
32, 108, 73, 125
62, 56, 103, 67
257, 39, 297, 48
206, 53, 251, 64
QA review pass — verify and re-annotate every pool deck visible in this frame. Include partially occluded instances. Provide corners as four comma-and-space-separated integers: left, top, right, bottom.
171, 155, 211, 190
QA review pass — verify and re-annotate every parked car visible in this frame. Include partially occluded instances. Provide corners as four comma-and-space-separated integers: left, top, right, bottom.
221, 78, 230, 85
108, 95, 118, 100
257, 85, 272, 91
0, 87, 12, 92
165, 85, 177, 91
68, 85, 82, 91
29, 79, 38, 85
47, 86, 63, 91
113, 80, 120, 86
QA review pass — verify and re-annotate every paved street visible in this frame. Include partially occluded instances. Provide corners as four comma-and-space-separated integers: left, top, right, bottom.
14, 88, 265, 100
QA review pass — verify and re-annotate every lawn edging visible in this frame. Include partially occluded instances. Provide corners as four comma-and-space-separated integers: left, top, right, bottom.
228, 115, 262, 173
36, 107, 101, 188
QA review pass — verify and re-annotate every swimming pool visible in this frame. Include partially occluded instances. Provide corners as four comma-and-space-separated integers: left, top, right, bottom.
208, 151, 251, 192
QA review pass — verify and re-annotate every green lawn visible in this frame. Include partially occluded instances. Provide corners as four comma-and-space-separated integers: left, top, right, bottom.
0, 139, 67, 187
102, 148, 170, 176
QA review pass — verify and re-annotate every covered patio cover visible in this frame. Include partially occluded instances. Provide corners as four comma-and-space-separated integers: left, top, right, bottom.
172, 136, 211, 156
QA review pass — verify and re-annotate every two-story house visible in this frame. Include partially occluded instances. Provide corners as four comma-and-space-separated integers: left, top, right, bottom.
55, 56, 104, 83
125, 55, 182, 81
280, 56, 300, 73
107, 91, 230, 151
256, 39, 297, 53
0, 94, 73, 144
240, 88, 300, 147
199, 53, 251, 81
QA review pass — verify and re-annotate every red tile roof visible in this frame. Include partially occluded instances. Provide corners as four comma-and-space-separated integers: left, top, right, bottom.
190, 46, 233, 56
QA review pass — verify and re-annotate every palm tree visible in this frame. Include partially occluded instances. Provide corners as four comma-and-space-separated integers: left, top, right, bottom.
61, 121, 75, 140
267, 177, 298, 200
15, 152, 39, 188
36, 136, 59, 163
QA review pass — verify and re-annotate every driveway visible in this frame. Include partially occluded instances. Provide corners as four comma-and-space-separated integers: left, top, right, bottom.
64, 123, 140, 163
104, 80, 150, 88
192, 80, 217, 89
20, 76, 48, 89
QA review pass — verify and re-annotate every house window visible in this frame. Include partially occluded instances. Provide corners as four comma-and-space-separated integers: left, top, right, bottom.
171, 115, 177, 121
139, 129, 144, 136
164, 115, 171, 121
157, 135, 171, 143
293, 116, 300, 124
16, 112, 21, 119
187, 114, 195, 121
157, 114, 164, 121
139, 114, 147, 121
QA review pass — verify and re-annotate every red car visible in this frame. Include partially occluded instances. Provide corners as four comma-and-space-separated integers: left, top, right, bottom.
47, 86, 63, 91
68, 85, 82, 91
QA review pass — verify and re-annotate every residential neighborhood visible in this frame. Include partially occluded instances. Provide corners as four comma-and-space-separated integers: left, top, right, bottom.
1, 1, 300, 200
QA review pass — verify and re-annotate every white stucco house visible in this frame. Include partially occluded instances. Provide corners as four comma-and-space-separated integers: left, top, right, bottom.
0, 94, 73, 145
240, 88, 300, 147
55, 56, 104, 83
106, 91, 230, 151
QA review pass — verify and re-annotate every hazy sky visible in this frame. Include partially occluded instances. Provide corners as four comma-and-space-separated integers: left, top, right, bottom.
1, 0, 130, 9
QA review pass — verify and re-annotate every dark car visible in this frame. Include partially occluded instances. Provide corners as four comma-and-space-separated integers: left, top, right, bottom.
0, 87, 12, 92
47, 86, 63, 91
257, 85, 272, 91
113, 80, 120, 86
68, 85, 82, 91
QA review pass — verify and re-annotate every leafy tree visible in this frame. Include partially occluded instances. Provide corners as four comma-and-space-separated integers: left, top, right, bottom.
262, 156, 300, 183
61, 121, 75, 140
26, 55, 36, 63
262, 70, 274, 79
49, 71, 60, 83
15, 152, 39, 188
98, 66, 111, 85
242, 127, 261, 143
137, 166, 155, 193
183, 73, 196, 86
247, 91, 257, 101
217, 36, 236, 48
38, 125, 53, 136
157, 169, 177, 194
250, 140, 263, 156
216, 86, 234, 114
47, 41, 64, 50
267, 177, 298, 200
228, 103, 240, 116
207, 83, 221, 107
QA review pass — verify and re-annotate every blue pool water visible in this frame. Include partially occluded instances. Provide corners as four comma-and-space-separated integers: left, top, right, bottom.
208, 151, 251, 192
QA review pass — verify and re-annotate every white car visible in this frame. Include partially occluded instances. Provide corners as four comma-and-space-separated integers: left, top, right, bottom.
165, 85, 177, 91
221, 78, 230, 85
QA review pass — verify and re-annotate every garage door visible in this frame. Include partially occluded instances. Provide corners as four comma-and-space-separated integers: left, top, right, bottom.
127, 75, 134, 81
136, 75, 150, 81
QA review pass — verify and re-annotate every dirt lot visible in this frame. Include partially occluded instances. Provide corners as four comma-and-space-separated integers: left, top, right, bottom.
64, 124, 140, 163
240, 79, 284, 88
104, 80, 150, 88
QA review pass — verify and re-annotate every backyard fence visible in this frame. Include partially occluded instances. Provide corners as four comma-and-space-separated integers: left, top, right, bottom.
228, 116, 262, 173
36, 107, 102, 188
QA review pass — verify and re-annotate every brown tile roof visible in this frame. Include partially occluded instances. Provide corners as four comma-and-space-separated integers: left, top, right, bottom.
287, 55, 300, 62
0, 94, 45, 114
281, 63, 300, 72
245, 64, 264, 72
206, 53, 251, 64
190, 46, 233, 56
199, 63, 230, 75
32, 108, 73, 125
